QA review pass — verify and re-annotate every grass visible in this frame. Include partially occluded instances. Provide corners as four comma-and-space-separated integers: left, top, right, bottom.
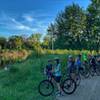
0, 54, 68, 100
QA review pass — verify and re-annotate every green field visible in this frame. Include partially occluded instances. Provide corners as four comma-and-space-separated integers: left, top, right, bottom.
0, 54, 68, 100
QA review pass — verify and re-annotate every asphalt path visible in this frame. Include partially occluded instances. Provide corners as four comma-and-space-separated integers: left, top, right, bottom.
57, 76, 100, 100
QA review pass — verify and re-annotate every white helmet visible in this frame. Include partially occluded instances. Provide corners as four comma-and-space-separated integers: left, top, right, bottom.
68, 55, 73, 59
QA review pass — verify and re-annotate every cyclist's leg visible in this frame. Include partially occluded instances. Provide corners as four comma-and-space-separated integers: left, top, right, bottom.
46, 71, 52, 80
70, 68, 76, 81
67, 67, 71, 77
54, 76, 63, 95
93, 64, 96, 72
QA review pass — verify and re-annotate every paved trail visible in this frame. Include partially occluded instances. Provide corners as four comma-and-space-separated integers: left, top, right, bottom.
57, 76, 100, 100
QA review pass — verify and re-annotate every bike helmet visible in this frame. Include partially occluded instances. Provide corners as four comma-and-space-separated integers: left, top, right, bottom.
68, 55, 73, 59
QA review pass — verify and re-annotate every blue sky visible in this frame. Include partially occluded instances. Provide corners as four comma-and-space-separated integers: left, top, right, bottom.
0, 0, 91, 37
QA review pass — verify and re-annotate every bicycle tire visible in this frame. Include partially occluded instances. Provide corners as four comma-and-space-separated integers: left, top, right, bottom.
90, 67, 95, 76
96, 67, 100, 76
76, 74, 81, 86
80, 69, 90, 78
38, 80, 54, 96
62, 78, 77, 95
81, 65, 90, 78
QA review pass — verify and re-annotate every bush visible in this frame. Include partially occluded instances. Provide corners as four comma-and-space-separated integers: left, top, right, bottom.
0, 49, 31, 67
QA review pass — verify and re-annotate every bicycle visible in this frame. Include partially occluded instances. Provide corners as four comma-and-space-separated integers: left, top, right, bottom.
68, 68, 81, 86
38, 73, 77, 96
79, 62, 90, 78
89, 63, 100, 76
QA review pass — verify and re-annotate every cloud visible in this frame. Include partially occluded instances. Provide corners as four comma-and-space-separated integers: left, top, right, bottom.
0, 11, 52, 37
22, 12, 51, 32
0, 12, 38, 32
16, 24, 37, 32
23, 15, 34, 22
10, 18, 37, 31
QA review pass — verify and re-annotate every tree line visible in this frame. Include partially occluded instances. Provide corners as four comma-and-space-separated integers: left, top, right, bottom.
47, 0, 100, 51
0, 34, 40, 50
0, 0, 100, 51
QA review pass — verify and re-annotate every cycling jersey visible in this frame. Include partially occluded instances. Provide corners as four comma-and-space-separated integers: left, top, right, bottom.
82, 53, 88, 61
46, 64, 52, 77
67, 61, 76, 74
54, 63, 61, 77
46, 64, 52, 71
75, 57, 81, 68
90, 57, 96, 66
90, 57, 97, 71
68, 61, 75, 68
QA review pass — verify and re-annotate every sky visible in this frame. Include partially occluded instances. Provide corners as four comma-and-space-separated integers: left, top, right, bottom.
0, 0, 91, 38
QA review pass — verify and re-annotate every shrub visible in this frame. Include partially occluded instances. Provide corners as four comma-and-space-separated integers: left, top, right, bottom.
0, 49, 31, 67
44, 49, 99, 55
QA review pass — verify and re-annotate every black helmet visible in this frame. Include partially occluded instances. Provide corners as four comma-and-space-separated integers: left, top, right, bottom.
48, 59, 52, 62
54, 57, 60, 64
78, 54, 81, 58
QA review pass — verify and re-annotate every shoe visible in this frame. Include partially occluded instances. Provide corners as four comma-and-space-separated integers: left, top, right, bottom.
56, 93, 61, 97
60, 92, 65, 96
56, 91, 65, 97
55, 91, 62, 97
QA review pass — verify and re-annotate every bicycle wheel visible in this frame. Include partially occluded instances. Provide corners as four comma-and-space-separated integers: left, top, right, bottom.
76, 74, 81, 86
38, 80, 54, 96
62, 78, 77, 95
90, 67, 95, 76
80, 65, 90, 78
80, 69, 90, 78
96, 67, 100, 76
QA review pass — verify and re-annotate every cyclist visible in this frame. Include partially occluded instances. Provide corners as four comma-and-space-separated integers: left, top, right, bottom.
53, 58, 63, 96
67, 55, 76, 79
97, 56, 100, 64
81, 53, 89, 71
45, 59, 53, 80
75, 54, 83, 73
88, 54, 92, 62
90, 56, 97, 72
82, 53, 88, 63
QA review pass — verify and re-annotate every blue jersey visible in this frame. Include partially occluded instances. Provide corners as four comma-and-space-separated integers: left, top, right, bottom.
54, 63, 61, 77
67, 61, 76, 74
68, 61, 75, 69
46, 64, 52, 76
46, 64, 52, 71
75, 58, 81, 68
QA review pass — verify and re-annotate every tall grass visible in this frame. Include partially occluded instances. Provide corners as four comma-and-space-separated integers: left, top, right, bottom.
0, 54, 68, 100
0, 49, 99, 68
44, 49, 99, 55
0, 49, 31, 67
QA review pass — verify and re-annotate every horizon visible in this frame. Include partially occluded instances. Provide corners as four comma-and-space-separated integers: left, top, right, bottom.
0, 0, 91, 38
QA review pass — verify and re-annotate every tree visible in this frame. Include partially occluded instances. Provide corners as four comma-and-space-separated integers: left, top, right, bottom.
0, 37, 7, 49
8, 36, 23, 49
87, 0, 100, 51
47, 23, 57, 50
42, 35, 51, 49
48, 4, 87, 50
25, 33, 42, 49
